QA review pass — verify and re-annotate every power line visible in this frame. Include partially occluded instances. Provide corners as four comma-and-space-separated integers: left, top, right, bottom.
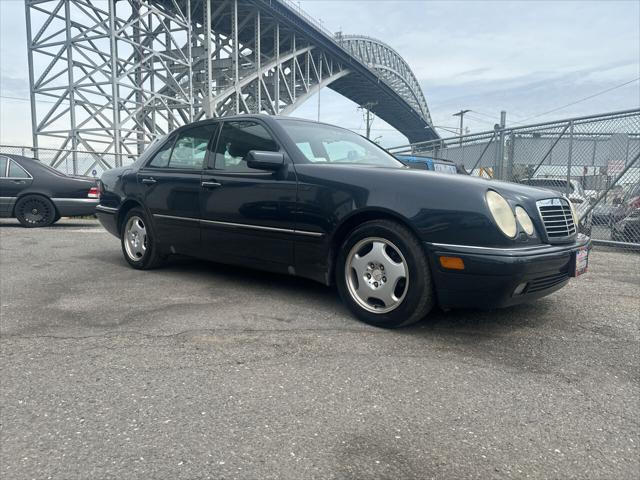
465, 114, 496, 126
468, 110, 497, 120
1, 94, 59, 105
518, 77, 640, 123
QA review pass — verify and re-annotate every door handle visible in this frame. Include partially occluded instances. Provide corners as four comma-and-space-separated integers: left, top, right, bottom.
11, 180, 25, 184
141, 177, 157, 185
201, 181, 222, 188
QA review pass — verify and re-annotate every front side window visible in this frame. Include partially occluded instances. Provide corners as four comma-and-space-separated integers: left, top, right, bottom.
214, 121, 278, 172
8, 160, 31, 179
169, 124, 216, 169
279, 119, 404, 168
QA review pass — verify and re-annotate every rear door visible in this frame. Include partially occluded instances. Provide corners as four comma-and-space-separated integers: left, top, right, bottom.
199, 120, 298, 270
138, 123, 217, 254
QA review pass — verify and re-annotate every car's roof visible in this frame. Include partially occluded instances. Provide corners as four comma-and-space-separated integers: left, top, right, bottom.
172, 114, 348, 132
0, 153, 35, 164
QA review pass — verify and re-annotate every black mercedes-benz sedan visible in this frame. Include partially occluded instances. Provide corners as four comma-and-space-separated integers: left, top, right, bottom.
96, 115, 591, 328
0, 154, 98, 227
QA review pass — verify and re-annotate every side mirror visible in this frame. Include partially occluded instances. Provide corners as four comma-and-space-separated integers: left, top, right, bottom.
247, 150, 284, 171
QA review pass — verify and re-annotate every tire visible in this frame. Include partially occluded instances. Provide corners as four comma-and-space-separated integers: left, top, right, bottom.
15, 195, 56, 228
336, 219, 434, 328
120, 207, 165, 269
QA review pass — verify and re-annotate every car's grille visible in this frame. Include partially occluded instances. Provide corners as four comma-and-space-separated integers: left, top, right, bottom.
526, 272, 570, 294
536, 198, 576, 241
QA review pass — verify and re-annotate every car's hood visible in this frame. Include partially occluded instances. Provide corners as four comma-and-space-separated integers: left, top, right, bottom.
294, 163, 565, 248
296, 164, 561, 203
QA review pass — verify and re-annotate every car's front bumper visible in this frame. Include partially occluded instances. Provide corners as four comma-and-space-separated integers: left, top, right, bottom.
425, 235, 591, 309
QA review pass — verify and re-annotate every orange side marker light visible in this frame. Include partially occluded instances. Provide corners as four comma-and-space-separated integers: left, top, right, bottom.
439, 256, 465, 270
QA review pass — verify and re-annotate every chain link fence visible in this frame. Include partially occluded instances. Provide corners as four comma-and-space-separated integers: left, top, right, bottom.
389, 109, 640, 249
0, 145, 135, 177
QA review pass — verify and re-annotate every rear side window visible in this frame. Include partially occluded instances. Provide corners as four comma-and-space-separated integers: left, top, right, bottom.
8, 160, 30, 179
0, 156, 7, 177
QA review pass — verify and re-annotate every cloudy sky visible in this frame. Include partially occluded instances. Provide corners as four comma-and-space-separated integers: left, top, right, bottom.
1, 0, 639, 148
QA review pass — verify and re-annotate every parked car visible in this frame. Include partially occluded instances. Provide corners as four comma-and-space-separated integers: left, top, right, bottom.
520, 178, 592, 235
612, 183, 640, 243
394, 154, 467, 174
96, 115, 590, 328
591, 202, 617, 226
0, 154, 98, 227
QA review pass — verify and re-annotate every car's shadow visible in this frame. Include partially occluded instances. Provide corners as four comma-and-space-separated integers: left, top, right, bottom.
87, 248, 561, 373
157, 255, 552, 336
0, 219, 100, 229
161, 254, 337, 299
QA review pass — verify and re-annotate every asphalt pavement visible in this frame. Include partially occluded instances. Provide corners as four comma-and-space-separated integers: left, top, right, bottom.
1, 219, 638, 479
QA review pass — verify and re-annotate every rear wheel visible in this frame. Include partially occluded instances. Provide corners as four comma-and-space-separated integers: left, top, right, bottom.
336, 220, 434, 328
120, 208, 165, 269
15, 195, 56, 228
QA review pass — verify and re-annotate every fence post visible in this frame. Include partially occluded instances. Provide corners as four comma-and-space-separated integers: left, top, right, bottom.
506, 132, 515, 181
566, 120, 574, 196
496, 111, 506, 179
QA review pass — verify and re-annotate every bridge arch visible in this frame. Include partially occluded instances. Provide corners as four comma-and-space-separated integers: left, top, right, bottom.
25, 0, 438, 169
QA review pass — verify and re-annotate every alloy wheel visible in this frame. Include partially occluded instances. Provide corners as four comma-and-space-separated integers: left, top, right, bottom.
124, 215, 147, 261
345, 237, 409, 314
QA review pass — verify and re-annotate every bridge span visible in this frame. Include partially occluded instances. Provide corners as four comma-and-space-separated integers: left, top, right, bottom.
25, 0, 437, 158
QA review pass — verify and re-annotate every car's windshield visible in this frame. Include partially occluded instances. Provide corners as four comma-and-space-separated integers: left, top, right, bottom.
279, 120, 404, 168
624, 183, 640, 199
523, 179, 574, 193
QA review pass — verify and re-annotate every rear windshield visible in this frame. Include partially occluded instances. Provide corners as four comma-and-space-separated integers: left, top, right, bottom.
35, 161, 68, 177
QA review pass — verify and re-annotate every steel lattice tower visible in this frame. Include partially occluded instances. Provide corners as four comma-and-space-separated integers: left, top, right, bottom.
25, 0, 437, 174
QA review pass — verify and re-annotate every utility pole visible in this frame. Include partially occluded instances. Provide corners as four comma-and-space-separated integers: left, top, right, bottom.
495, 110, 507, 180
453, 109, 471, 146
359, 102, 378, 138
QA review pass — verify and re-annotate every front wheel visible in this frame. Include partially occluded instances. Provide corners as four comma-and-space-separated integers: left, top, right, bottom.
120, 208, 165, 269
336, 220, 434, 328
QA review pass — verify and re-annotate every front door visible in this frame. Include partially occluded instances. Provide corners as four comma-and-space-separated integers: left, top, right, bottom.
138, 123, 217, 254
199, 120, 297, 271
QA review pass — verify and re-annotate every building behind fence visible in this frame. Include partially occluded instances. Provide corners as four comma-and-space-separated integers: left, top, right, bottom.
1, 108, 639, 248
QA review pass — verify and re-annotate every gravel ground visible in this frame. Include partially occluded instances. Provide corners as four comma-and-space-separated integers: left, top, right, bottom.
1, 218, 638, 480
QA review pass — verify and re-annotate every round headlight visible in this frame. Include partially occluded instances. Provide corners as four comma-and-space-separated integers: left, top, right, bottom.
515, 206, 534, 236
568, 200, 580, 228
486, 190, 517, 238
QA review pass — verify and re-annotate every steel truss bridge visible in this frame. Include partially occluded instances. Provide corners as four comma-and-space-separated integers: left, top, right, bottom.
25, 0, 437, 170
